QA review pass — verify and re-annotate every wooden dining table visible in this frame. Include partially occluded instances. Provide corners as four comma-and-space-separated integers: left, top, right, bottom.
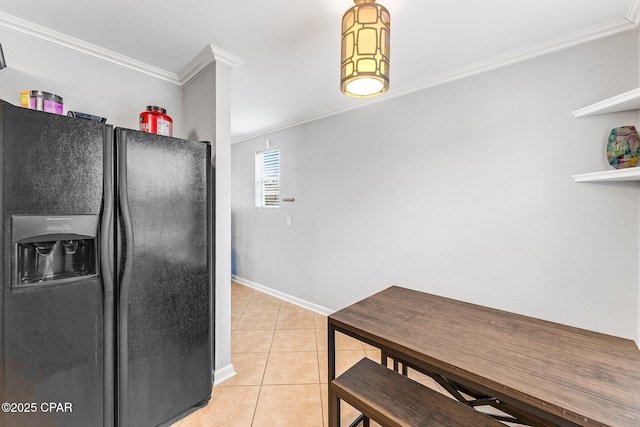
327, 286, 640, 427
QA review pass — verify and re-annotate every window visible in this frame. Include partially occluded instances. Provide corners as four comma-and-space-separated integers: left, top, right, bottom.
255, 148, 280, 208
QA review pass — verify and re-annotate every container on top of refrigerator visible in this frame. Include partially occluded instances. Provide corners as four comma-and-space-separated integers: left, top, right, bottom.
29, 90, 64, 115
139, 106, 173, 137
68, 111, 107, 123
20, 90, 30, 108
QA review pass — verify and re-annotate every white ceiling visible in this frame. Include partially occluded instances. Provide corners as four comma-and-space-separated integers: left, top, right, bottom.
0, 0, 637, 141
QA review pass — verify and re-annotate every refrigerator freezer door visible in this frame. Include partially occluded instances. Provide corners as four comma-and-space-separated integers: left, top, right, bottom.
0, 105, 110, 427
115, 129, 212, 427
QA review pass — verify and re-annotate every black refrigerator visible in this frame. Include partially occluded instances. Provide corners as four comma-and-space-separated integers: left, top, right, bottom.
0, 102, 213, 426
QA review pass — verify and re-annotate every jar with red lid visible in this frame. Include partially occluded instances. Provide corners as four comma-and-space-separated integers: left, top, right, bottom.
139, 106, 173, 137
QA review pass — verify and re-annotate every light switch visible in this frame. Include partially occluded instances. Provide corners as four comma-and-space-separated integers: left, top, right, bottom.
286, 216, 292, 227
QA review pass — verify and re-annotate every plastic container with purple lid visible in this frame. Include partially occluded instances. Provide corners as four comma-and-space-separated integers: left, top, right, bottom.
30, 91, 63, 115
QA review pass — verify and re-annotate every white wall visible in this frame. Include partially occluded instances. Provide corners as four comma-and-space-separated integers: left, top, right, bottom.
232, 30, 640, 340
0, 27, 182, 134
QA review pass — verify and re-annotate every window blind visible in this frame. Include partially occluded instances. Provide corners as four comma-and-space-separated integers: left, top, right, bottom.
255, 148, 280, 208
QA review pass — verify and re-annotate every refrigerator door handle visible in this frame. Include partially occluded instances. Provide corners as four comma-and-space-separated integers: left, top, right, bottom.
116, 129, 134, 427
101, 127, 115, 427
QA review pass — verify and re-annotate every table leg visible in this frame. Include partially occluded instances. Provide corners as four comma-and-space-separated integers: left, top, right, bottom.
328, 324, 340, 427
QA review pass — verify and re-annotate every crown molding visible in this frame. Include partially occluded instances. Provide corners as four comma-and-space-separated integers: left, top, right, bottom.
0, 11, 244, 87
231, 101, 372, 144
178, 44, 244, 86
232, 16, 637, 143
626, 0, 640, 26
211, 45, 245, 69
398, 18, 635, 96
0, 11, 181, 85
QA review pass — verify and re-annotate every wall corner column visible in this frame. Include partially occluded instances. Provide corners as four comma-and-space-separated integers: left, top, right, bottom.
181, 44, 244, 383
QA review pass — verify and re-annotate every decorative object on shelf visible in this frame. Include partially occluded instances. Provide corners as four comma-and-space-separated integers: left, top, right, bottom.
340, 0, 390, 98
607, 126, 640, 169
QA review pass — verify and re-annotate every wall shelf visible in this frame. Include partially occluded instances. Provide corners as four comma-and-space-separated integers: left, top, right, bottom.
572, 168, 640, 182
572, 89, 640, 182
572, 88, 640, 118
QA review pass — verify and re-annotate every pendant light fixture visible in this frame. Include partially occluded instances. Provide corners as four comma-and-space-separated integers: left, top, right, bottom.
340, 0, 390, 98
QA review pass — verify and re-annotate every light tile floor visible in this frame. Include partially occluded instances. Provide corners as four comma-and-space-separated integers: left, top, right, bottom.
171, 282, 456, 427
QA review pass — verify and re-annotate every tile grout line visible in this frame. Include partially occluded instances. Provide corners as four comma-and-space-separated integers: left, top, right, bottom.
250, 289, 264, 427
231, 283, 327, 426
234, 287, 261, 427
253, 289, 278, 427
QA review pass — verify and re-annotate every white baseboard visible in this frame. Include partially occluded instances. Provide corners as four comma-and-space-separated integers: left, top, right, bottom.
232, 275, 334, 316
213, 363, 236, 386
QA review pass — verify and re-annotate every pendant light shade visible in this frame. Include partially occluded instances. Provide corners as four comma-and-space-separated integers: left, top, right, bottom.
340, 0, 390, 98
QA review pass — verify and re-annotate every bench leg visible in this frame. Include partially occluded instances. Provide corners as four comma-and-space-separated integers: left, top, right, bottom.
346, 413, 369, 427
328, 325, 340, 427
382, 351, 408, 376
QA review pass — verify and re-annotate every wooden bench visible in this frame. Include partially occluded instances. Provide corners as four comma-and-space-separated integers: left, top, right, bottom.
331, 358, 504, 427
